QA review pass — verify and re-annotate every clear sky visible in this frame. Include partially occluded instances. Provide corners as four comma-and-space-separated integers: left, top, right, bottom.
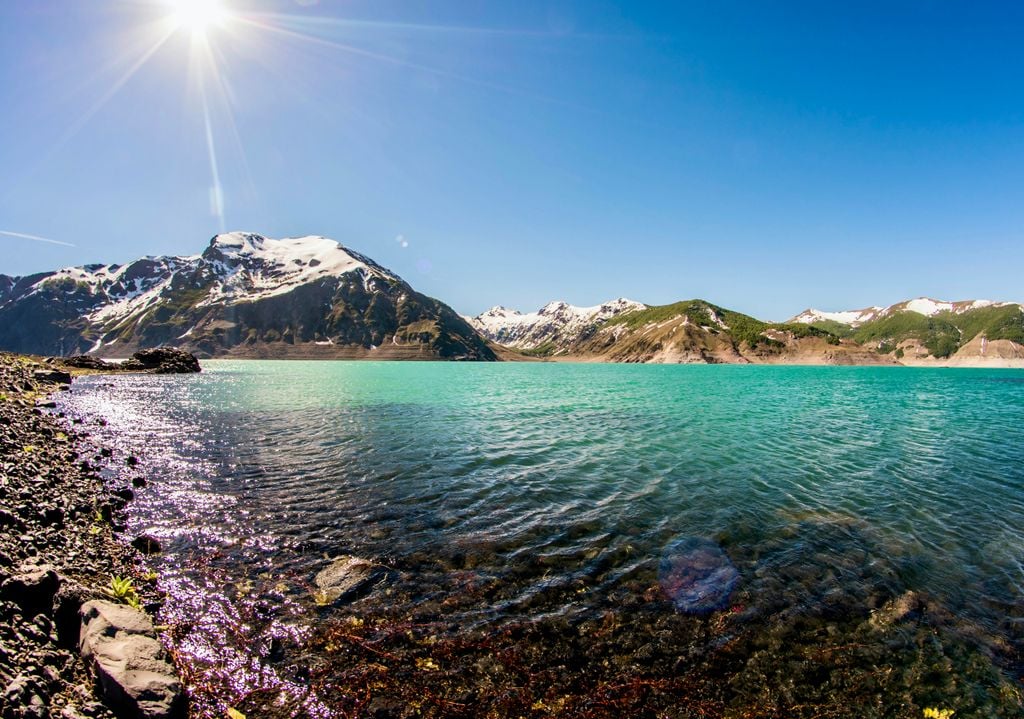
1, 1, 1022, 320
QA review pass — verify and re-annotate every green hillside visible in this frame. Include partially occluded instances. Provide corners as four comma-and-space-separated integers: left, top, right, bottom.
609, 300, 840, 349
810, 304, 1024, 358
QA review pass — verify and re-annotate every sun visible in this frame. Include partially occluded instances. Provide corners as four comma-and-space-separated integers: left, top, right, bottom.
167, 0, 231, 36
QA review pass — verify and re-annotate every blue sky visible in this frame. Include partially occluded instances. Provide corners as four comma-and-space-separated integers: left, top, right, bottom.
1, 1, 1022, 320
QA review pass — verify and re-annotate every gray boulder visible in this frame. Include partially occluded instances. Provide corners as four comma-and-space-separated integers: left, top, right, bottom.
314, 555, 385, 604
79, 600, 183, 719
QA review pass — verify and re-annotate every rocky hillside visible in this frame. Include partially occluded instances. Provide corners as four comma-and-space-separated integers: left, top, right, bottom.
471, 295, 1023, 366
555, 300, 891, 364
466, 298, 646, 355
0, 233, 495, 361
789, 297, 1024, 365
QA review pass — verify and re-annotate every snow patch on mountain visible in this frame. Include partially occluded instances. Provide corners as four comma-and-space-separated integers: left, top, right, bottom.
198, 233, 390, 306
789, 307, 885, 327
898, 298, 1007, 316
467, 298, 647, 350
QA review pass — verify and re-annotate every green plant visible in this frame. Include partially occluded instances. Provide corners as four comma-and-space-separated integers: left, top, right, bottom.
104, 575, 142, 609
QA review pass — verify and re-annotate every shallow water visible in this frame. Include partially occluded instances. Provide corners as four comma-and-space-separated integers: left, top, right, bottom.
58, 362, 1024, 717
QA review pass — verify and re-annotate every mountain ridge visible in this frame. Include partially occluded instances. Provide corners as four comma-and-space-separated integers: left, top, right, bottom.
475, 296, 1024, 366
2, 235, 1021, 366
0, 232, 495, 361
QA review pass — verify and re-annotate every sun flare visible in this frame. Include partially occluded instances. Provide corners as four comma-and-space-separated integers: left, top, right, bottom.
167, 0, 231, 35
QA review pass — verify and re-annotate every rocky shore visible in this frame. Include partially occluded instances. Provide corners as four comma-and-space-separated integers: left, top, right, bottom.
0, 351, 196, 719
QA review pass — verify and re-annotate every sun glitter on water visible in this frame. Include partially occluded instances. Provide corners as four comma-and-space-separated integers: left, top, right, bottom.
167, 0, 232, 36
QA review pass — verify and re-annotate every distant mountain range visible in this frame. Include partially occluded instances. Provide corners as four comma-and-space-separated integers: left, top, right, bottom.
465, 298, 646, 353
1, 232, 1021, 366
470, 296, 1023, 366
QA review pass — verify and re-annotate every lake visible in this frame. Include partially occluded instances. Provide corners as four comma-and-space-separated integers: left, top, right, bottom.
58, 362, 1024, 718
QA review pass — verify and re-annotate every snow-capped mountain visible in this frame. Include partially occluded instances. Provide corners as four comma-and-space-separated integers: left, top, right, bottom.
789, 297, 1017, 327
466, 298, 647, 352
0, 232, 494, 360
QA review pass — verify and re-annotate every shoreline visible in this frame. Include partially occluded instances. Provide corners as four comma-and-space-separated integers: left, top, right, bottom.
169, 354, 1024, 369
0, 352, 186, 719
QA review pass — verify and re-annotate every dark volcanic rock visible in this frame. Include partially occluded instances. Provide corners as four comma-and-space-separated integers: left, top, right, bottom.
32, 369, 72, 385
54, 579, 101, 649
0, 564, 59, 614
79, 601, 183, 719
130, 535, 161, 555
61, 356, 111, 370
121, 349, 200, 375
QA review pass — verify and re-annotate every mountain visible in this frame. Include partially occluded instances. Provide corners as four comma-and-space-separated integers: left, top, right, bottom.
0, 232, 495, 361
788, 297, 1024, 365
466, 298, 646, 355
476, 296, 1024, 366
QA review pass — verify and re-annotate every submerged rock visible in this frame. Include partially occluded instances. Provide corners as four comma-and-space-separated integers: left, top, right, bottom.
869, 590, 923, 630
79, 600, 183, 719
314, 555, 385, 604
658, 537, 739, 614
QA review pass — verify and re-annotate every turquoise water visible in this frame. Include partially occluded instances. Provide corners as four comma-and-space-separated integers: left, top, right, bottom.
59, 362, 1024, 717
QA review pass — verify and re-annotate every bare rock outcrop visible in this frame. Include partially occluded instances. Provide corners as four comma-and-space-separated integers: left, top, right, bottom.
78, 601, 183, 719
